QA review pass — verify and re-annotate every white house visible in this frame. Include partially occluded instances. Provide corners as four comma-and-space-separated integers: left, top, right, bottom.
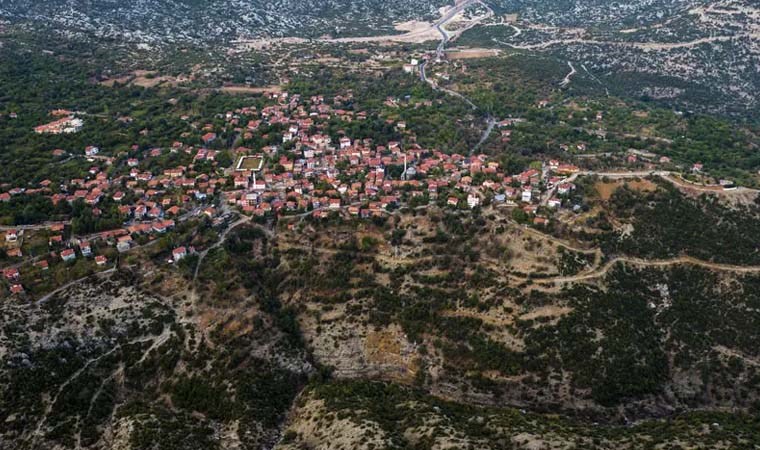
172, 246, 187, 262
5, 230, 18, 243
467, 193, 480, 209
79, 241, 92, 257
557, 183, 574, 195
61, 248, 76, 262
521, 188, 532, 203
117, 236, 132, 253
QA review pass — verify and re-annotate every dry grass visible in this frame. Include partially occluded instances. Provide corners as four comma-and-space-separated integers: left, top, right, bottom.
595, 179, 657, 201
220, 85, 282, 95
99, 70, 189, 88
446, 48, 502, 59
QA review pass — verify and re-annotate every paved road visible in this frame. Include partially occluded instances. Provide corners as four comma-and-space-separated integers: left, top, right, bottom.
585, 170, 759, 196
472, 115, 496, 154
589, 170, 670, 178
540, 172, 582, 206
419, 0, 497, 153
192, 215, 252, 282
541, 169, 758, 206
0, 221, 71, 231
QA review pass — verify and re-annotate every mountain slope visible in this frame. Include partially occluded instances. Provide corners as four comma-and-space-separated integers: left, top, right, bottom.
0, 0, 449, 43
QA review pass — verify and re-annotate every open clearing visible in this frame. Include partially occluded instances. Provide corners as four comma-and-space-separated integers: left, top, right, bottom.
595, 179, 658, 201
219, 85, 283, 95
99, 70, 189, 88
446, 47, 502, 59
236, 155, 264, 171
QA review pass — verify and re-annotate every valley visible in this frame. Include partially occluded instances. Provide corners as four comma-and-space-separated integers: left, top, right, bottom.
0, 0, 759, 449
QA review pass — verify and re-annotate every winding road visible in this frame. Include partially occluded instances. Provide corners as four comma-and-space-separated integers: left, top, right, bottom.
418, 0, 498, 154
192, 214, 252, 282
559, 61, 576, 87
36, 268, 117, 305
492, 33, 757, 51
545, 255, 760, 285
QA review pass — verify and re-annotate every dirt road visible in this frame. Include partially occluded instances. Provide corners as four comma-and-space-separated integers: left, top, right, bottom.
546, 255, 760, 285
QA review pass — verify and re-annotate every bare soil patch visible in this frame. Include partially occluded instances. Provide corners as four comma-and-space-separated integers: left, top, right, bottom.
219, 85, 282, 95
446, 48, 502, 59
99, 70, 189, 88
232, 37, 308, 51
519, 305, 573, 323
595, 179, 657, 201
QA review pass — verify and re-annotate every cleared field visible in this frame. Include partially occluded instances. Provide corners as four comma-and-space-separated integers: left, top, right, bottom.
219, 85, 282, 95
446, 47, 502, 59
99, 70, 189, 88
236, 155, 264, 171
595, 179, 657, 201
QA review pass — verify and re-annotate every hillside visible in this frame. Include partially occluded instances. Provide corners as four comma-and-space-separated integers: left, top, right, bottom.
0, 0, 449, 42
462, 0, 760, 116
5, 197, 760, 447
3, 0, 758, 116
0, 0, 759, 448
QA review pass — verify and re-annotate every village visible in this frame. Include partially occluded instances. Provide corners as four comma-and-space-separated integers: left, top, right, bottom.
3, 2, 760, 446
0, 88, 725, 299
